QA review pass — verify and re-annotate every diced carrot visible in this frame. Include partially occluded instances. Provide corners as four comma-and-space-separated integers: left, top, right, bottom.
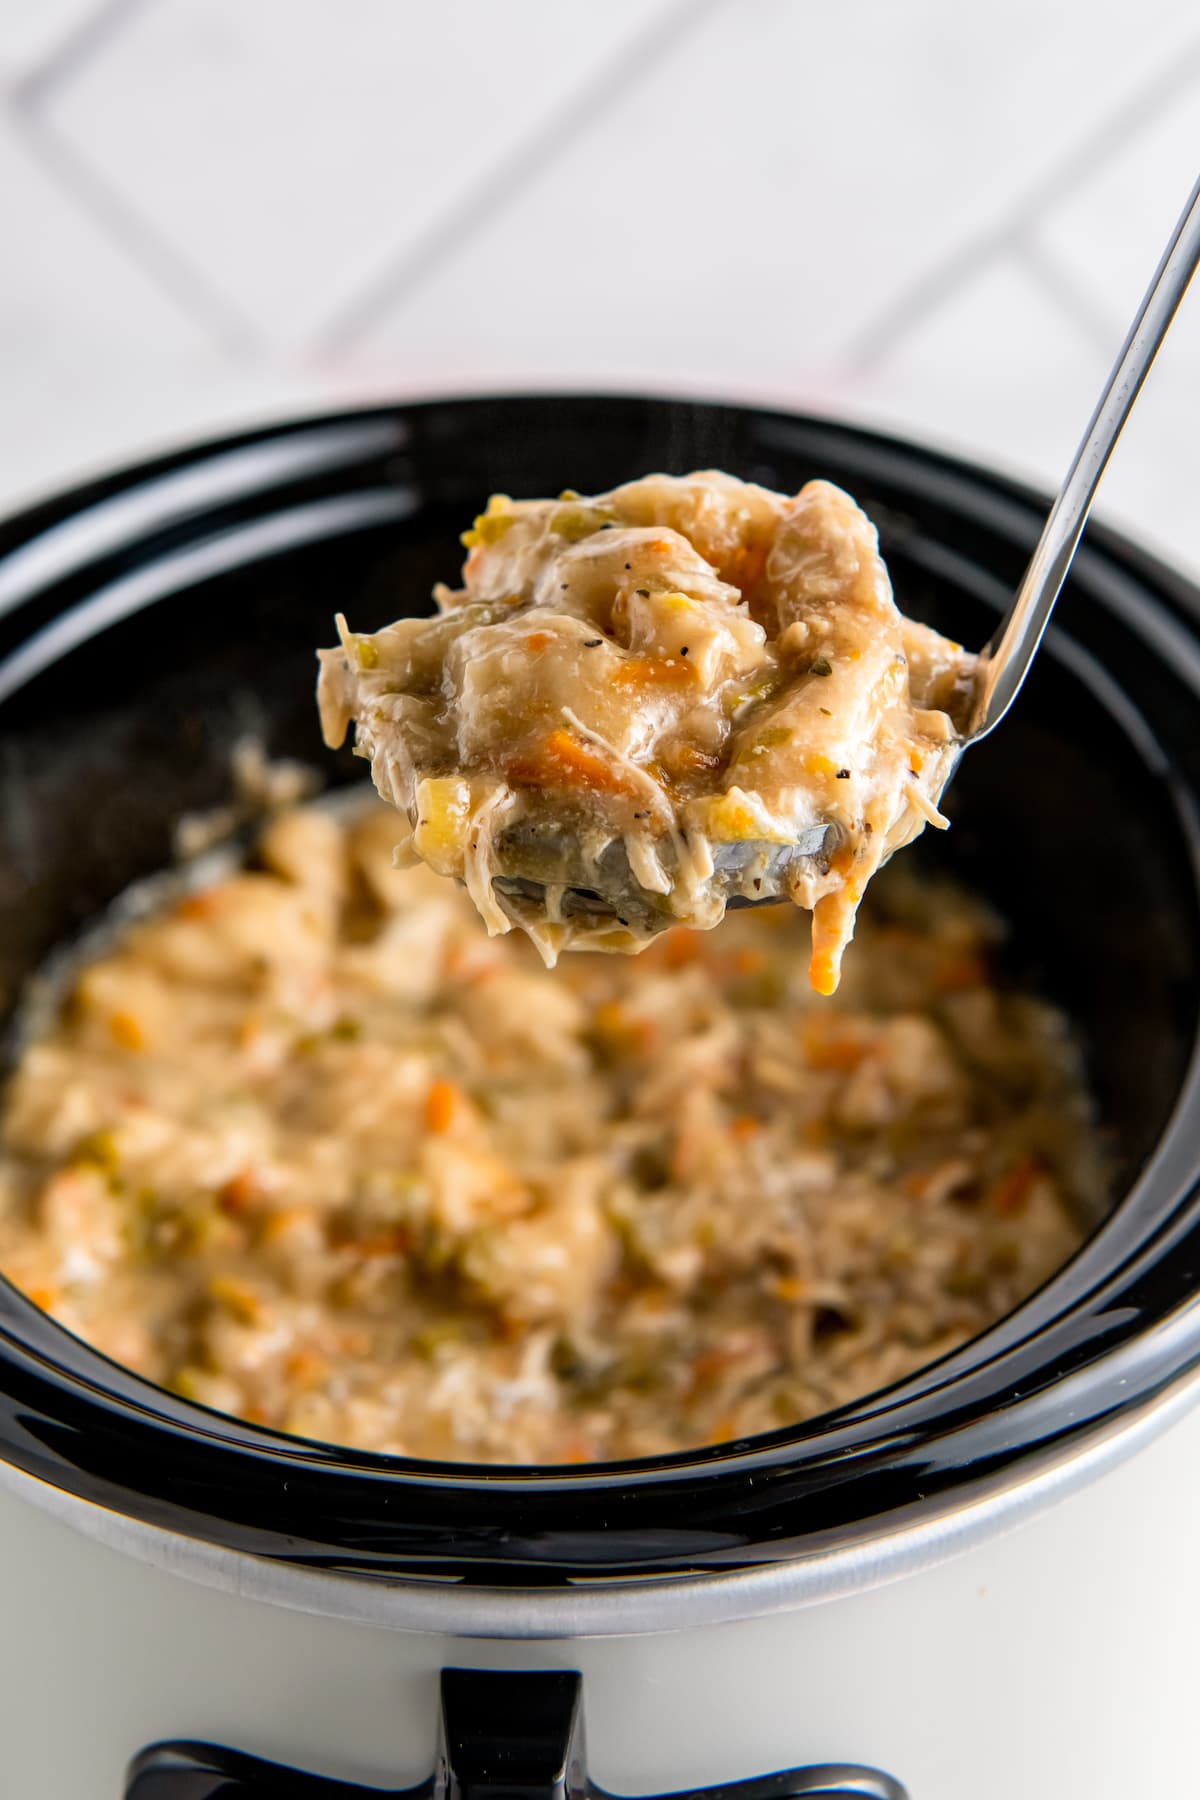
591, 1000, 657, 1056
909, 748, 926, 774
424, 1078, 462, 1134
176, 890, 221, 921
109, 1010, 145, 1052
506, 729, 633, 797
729, 1113, 761, 1141
285, 1349, 329, 1386
592, 1000, 626, 1037
770, 1275, 807, 1303
525, 631, 555, 652
733, 947, 766, 976
349, 1228, 412, 1259
218, 1170, 259, 1216
27, 1285, 58, 1313
560, 1435, 595, 1464
728, 541, 768, 599
990, 1156, 1042, 1217
660, 931, 702, 970
262, 1207, 314, 1245
708, 1413, 740, 1445
609, 656, 698, 690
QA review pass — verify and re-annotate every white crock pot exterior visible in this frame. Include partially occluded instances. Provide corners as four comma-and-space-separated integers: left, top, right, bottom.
2, 1381, 1199, 1800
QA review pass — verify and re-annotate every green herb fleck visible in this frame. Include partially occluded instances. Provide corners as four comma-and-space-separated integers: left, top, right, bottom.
550, 503, 617, 540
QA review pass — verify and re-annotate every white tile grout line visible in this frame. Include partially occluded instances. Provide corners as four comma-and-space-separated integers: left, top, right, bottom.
12, 109, 263, 355
5, 0, 153, 106
6, 0, 261, 354
1010, 235, 1117, 355
840, 36, 1200, 378
309, 0, 729, 358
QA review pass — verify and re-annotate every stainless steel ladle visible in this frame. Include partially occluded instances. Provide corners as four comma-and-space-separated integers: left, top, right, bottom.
966, 170, 1200, 741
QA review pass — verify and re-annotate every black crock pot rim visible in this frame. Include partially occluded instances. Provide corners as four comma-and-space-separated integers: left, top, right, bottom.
0, 391, 1197, 1586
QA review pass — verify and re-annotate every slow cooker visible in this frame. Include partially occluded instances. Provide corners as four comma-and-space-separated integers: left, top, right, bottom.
0, 395, 1197, 1800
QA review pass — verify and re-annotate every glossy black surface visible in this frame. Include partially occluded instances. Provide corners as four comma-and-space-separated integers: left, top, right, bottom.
127, 1668, 907, 1800
0, 394, 1198, 1583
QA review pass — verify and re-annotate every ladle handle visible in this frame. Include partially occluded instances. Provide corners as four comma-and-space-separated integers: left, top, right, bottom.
968, 170, 1200, 740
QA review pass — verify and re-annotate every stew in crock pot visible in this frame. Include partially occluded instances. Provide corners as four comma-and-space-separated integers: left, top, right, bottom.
0, 799, 1100, 1464
318, 472, 977, 995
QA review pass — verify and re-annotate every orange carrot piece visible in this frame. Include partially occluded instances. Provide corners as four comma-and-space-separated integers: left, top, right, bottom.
990, 1155, 1042, 1217
218, 1170, 259, 1215
729, 1113, 761, 1141
424, 1077, 462, 1134
609, 656, 698, 690
507, 729, 633, 797
109, 1010, 146, 1052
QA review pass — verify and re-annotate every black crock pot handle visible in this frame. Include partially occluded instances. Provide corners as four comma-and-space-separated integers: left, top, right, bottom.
126, 1668, 908, 1800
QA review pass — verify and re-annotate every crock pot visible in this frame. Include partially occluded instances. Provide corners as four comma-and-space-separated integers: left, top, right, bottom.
0, 395, 1197, 1800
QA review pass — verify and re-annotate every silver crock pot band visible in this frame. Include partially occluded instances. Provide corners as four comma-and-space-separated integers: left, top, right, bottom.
3, 1359, 1197, 1640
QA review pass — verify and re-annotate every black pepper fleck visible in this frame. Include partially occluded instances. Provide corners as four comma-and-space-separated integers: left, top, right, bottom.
810, 656, 833, 677
836, 768, 851, 780
680, 646, 689, 655
624, 563, 632, 570
636, 588, 650, 598
583, 639, 602, 648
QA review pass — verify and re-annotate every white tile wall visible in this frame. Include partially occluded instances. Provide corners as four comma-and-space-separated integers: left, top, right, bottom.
0, 0, 101, 85
1, 0, 1198, 579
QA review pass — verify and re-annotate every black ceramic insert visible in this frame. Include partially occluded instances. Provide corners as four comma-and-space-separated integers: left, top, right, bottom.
0, 395, 1197, 1583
